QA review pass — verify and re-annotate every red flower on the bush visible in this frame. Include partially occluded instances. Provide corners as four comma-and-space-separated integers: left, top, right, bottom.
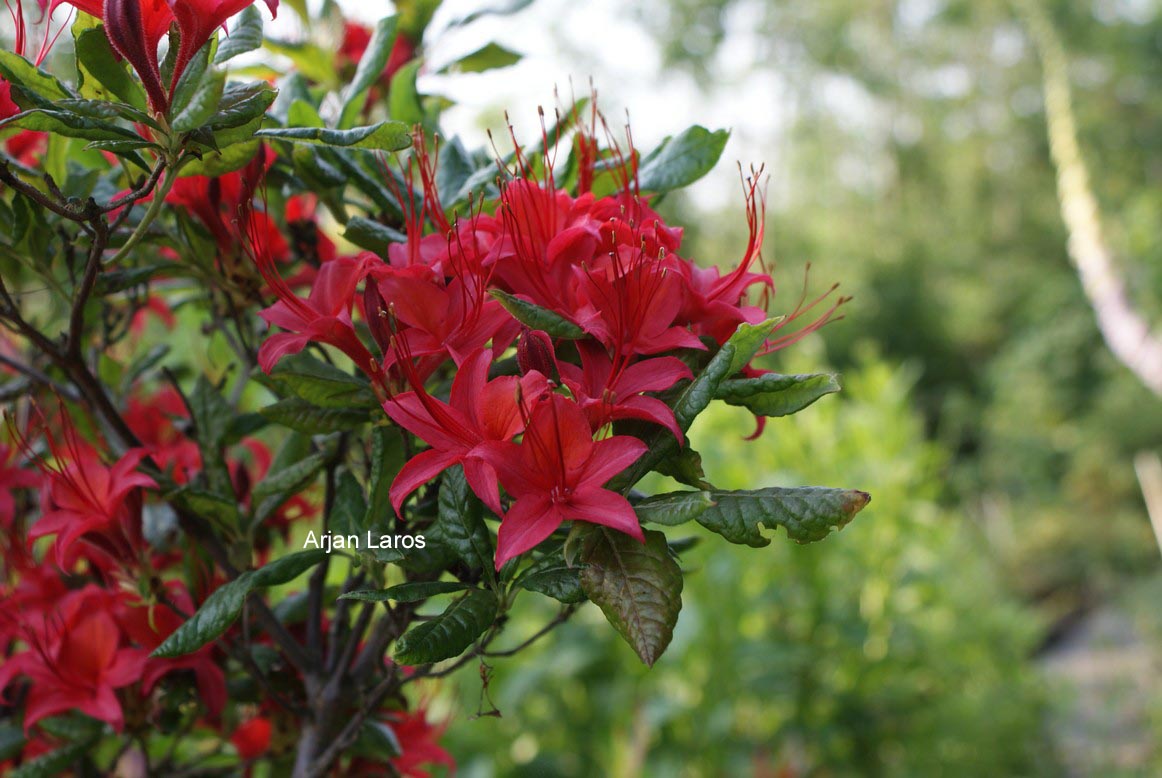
384, 348, 542, 518
0, 586, 146, 733
26, 424, 156, 570
483, 393, 647, 569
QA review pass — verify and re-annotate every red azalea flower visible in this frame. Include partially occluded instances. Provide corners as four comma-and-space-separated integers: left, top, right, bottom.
164, 0, 279, 96
384, 348, 544, 517
0, 442, 40, 528
230, 715, 272, 760
255, 248, 381, 379
482, 394, 646, 569
0, 586, 147, 733
558, 340, 692, 443
388, 708, 455, 778
26, 423, 156, 570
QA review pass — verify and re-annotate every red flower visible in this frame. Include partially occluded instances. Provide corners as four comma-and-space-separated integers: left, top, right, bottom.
558, 340, 691, 443
0, 586, 146, 733
230, 715, 272, 760
165, 0, 279, 95
256, 252, 380, 378
0, 442, 40, 528
384, 348, 543, 517
483, 394, 646, 569
388, 708, 455, 778
28, 431, 156, 570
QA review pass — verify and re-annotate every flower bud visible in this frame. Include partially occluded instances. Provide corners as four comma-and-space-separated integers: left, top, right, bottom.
104, 0, 170, 113
363, 281, 393, 357
517, 328, 555, 379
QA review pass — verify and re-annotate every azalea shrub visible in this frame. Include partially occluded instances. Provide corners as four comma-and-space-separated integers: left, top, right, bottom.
0, 0, 869, 775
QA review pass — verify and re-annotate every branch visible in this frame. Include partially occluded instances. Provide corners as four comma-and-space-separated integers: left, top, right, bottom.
1016, 0, 1162, 395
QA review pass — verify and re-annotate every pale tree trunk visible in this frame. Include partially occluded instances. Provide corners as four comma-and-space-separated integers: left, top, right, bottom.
1015, 0, 1162, 396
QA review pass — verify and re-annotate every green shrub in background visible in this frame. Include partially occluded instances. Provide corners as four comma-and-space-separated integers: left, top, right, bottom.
443, 345, 1058, 777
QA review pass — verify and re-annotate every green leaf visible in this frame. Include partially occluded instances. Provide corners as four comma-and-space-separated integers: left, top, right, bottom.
256, 121, 411, 152
268, 354, 379, 409
516, 560, 585, 603
339, 15, 398, 129
0, 725, 22, 762
206, 81, 278, 131
169, 488, 241, 533
637, 126, 729, 194
188, 376, 234, 497
215, 6, 264, 64
353, 720, 402, 760
439, 42, 521, 74
634, 490, 715, 526
330, 469, 367, 536
74, 27, 147, 109
180, 138, 261, 177
366, 426, 405, 532
0, 109, 140, 142
489, 289, 585, 338
387, 59, 423, 126
173, 69, 226, 132
653, 445, 713, 490
435, 465, 495, 577
696, 486, 871, 546
716, 372, 841, 417
251, 452, 326, 510
340, 581, 471, 602
168, 41, 214, 123
260, 397, 371, 434
10, 740, 94, 778
581, 528, 683, 666
152, 550, 326, 657
344, 216, 406, 256
393, 588, 499, 664
0, 50, 73, 102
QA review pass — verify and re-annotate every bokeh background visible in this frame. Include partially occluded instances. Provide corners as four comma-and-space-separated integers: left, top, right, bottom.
358, 1, 1161, 775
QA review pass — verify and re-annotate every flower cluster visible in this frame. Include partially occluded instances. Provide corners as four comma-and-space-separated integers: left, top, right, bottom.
253, 121, 840, 569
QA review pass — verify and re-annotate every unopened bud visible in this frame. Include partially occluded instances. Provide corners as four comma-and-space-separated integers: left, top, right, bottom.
517, 327, 555, 378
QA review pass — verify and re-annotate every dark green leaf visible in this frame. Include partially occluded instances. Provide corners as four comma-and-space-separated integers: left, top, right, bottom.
206, 81, 278, 131
152, 550, 326, 657
268, 354, 379, 408
330, 469, 367, 537
696, 486, 871, 546
716, 372, 841, 417
10, 740, 94, 778
74, 27, 147, 109
344, 216, 406, 256
168, 41, 214, 123
215, 6, 264, 64
0, 723, 24, 762
489, 289, 585, 338
340, 581, 471, 602
435, 465, 495, 577
173, 70, 226, 132
339, 15, 398, 129
637, 126, 729, 194
366, 426, 405, 532
256, 121, 411, 151
260, 397, 371, 434
393, 588, 498, 664
634, 490, 715, 526
251, 452, 326, 508
169, 488, 241, 532
188, 376, 234, 496
517, 562, 585, 603
581, 528, 683, 666
0, 109, 139, 142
